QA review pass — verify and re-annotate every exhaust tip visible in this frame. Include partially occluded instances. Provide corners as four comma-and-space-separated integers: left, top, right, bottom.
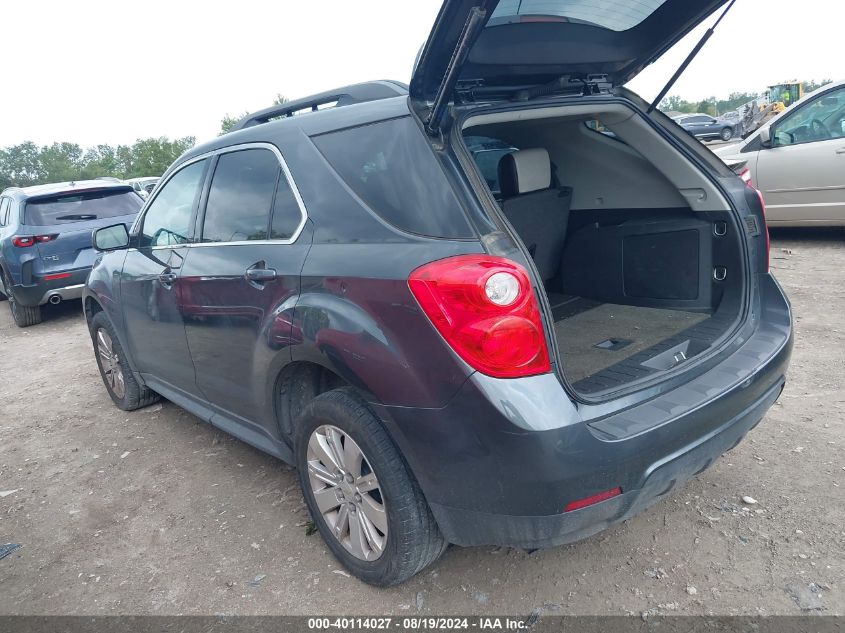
48, 294, 62, 305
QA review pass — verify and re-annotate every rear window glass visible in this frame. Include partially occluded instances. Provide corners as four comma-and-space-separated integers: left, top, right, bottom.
490, 0, 669, 32
465, 136, 518, 194
25, 189, 142, 226
313, 117, 473, 239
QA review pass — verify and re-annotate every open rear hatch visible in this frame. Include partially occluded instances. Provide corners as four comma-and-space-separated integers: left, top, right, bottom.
411, 0, 730, 130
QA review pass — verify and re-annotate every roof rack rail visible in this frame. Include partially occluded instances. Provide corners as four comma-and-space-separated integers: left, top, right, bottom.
229, 80, 409, 133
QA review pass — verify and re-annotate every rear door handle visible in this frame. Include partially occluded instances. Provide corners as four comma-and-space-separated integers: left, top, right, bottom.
158, 272, 177, 288
836, 147, 845, 154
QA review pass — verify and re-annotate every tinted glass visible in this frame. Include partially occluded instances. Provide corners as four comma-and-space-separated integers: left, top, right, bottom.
0, 198, 9, 226
24, 190, 142, 226
465, 136, 518, 194
490, 0, 669, 32
270, 174, 303, 240
141, 159, 207, 247
314, 117, 473, 239
775, 87, 845, 146
202, 149, 280, 243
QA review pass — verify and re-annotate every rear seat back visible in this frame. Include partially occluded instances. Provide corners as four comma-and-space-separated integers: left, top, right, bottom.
497, 148, 572, 283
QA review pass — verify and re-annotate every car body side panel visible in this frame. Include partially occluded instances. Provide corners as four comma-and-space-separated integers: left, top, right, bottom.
179, 223, 314, 434
755, 138, 845, 224
293, 241, 484, 409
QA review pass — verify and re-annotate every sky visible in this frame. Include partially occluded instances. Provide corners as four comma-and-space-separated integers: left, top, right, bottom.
1, 0, 841, 148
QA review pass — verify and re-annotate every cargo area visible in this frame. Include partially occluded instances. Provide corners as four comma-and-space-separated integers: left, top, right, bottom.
462, 103, 745, 396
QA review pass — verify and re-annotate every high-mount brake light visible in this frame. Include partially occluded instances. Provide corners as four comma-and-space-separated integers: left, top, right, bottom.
408, 255, 551, 378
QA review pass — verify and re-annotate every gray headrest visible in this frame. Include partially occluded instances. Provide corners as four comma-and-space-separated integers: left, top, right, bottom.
497, 148, 551, 197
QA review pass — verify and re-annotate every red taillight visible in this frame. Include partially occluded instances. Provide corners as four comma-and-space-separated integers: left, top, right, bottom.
564, 487, 623, 513
12, 234, 56, 247
409, 255, 551, 378
12, 235, 36, 248
738, 167, 753, 188
755, 188, 770, 272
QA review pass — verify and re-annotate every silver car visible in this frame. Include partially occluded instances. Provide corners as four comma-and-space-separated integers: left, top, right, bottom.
716, 79, 845, 226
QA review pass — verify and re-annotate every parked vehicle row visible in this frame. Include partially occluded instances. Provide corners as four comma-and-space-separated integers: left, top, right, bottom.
715, 79, 845, 226
0, 181, 144, 326
672, 112, 738, 141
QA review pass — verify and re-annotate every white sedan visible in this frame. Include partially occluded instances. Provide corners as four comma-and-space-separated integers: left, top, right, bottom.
715, 79, 845, 227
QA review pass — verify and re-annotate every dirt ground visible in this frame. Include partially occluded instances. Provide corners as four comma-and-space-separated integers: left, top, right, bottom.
1, 229, 843, 616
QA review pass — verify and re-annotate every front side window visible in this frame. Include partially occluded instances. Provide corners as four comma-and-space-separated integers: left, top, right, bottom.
201, 149, 280, 243
774, 87, 845, 146
140, 159, 208, 248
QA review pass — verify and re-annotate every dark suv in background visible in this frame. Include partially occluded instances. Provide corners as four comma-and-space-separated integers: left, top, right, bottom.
0, 181, 143, 326
84, 0, 792, 586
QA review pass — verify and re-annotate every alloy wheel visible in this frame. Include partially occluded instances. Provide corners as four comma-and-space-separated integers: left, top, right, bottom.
97, 328, 126, 399
307, 424, 388, 561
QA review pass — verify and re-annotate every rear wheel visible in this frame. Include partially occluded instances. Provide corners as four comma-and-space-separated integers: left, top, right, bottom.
89, 311, 159, 410
2, 269, 41, 327
295, 388, 446, 586
720, 126, 734, 141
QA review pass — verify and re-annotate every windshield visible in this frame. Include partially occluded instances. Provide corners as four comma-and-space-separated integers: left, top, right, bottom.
25, 189, 143, 226
489, 0, 670, 31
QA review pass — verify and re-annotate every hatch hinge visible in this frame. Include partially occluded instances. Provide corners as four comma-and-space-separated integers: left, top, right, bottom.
583, 74, 612, 96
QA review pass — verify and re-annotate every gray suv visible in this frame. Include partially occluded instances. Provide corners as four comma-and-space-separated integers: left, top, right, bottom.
83, 0, 792, 586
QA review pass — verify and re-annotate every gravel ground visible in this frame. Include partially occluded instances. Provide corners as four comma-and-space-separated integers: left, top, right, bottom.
0, 228, 843, 616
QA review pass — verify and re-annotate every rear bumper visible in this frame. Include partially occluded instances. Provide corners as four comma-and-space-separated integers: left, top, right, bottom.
373, 274, 792, 548
428, 378, 782, 548
9, 269, 90, 306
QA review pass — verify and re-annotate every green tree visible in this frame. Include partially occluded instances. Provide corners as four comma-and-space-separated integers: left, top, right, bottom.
219, 93, 290, 135
804, 78, 833, 93
0, 137, 196, 190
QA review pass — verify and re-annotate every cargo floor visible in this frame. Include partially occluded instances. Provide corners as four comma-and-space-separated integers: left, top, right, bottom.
552, 299, 715, 392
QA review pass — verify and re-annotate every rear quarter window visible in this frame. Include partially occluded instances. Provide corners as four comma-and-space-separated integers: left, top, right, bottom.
25, 189, 143, 226
313, 117, 473, 239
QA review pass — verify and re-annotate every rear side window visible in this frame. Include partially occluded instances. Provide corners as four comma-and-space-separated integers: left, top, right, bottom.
0, 198, 10, 226
314, 117, 473, 239
465, 136, 518, 195
24, 189, 143, 226
201, 149, 280, 243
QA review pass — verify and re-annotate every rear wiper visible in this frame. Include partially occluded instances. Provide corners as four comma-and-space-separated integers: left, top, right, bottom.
648, 0, 737, 114
55, 214, 97, 221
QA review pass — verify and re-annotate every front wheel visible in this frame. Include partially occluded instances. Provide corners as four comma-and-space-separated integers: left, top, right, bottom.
720, 127, 734, 141
89, 311, 159, 410
295, 388, 446, 586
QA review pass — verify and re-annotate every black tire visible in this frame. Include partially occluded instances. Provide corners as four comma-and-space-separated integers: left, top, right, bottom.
89, 311, 159, 411
720, 127, 734, 141
295, 388, 446, 586
2, 269, 41, 327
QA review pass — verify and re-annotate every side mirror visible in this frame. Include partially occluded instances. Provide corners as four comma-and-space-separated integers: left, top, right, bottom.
93, 224, 130, 251
759, 127, 772, 148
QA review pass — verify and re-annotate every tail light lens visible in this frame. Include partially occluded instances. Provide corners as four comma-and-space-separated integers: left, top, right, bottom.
12, 235, 36, 247
12, 234, 57, 248
738, 167, 753, 187
409, 255, 551, 378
